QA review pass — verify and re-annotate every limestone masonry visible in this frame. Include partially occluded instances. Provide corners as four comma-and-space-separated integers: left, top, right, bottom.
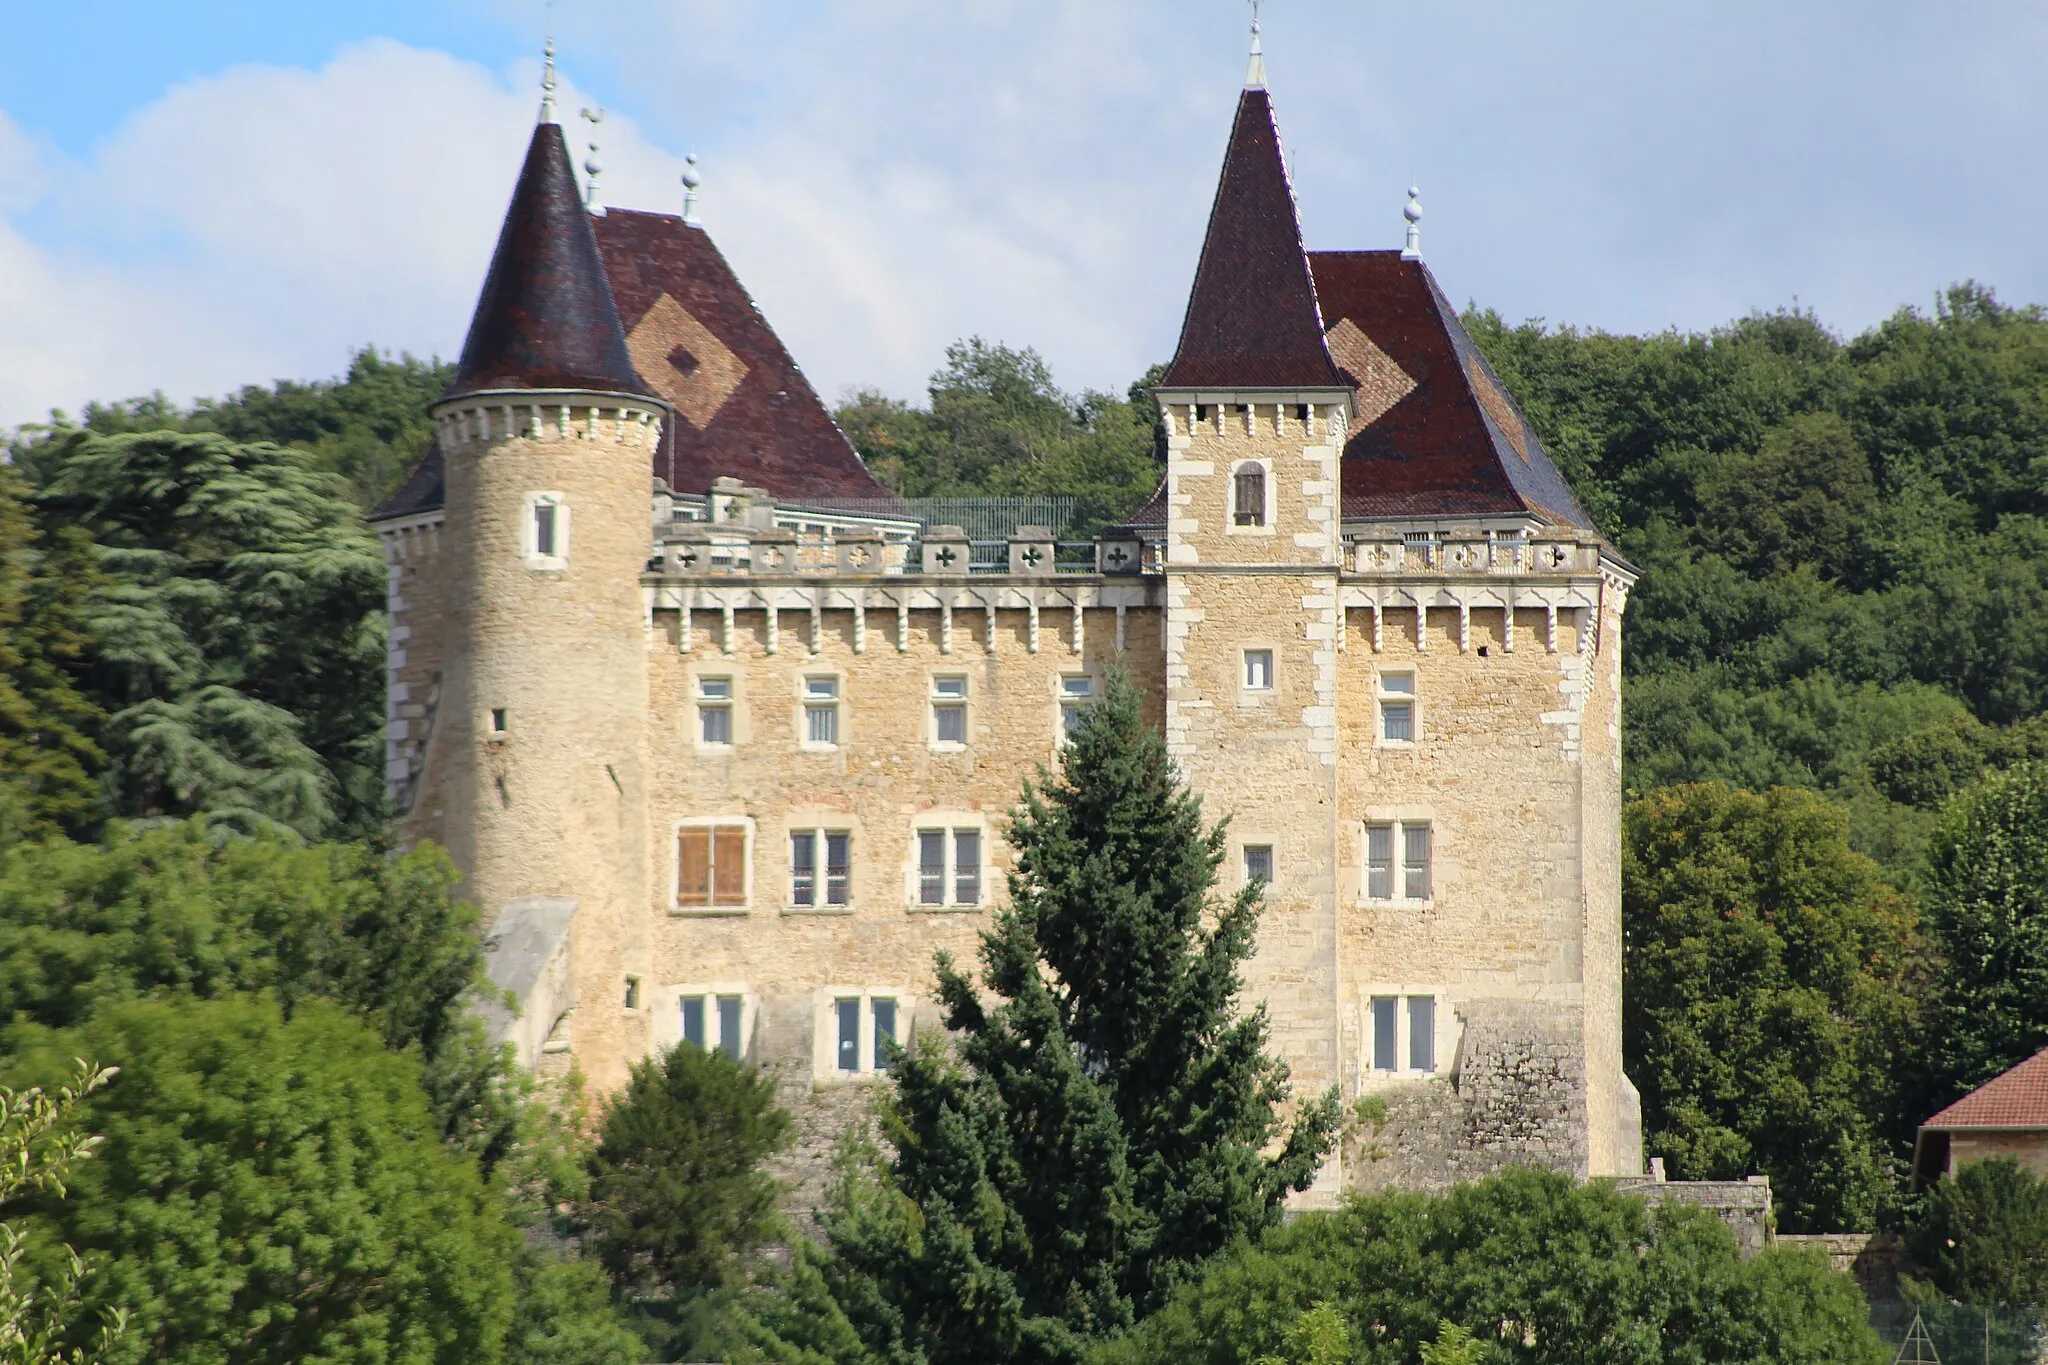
372, 59, 1645, 1199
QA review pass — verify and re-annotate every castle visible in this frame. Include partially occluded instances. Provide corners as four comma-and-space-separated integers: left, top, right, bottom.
370, 41, 1644, 1198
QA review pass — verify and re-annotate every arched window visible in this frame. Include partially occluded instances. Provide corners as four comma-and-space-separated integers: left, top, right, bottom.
1233, 463, 1267, 526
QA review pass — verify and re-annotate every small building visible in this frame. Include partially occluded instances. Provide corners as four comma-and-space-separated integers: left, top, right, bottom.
1913, 1047, 2048, 1187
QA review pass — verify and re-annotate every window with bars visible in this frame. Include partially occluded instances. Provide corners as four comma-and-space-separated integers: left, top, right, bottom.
917, 828, 982, 907
677, 824, 748, 907
790, 829, 852, 907
697, 677, 733, 746
1365, 821, 1432, 901
804, 677, 840, 746
932, 676, 967, 746
1378, 671, 1416, 743
1243, 844, 1273, 889
1233, 463, 1267, 526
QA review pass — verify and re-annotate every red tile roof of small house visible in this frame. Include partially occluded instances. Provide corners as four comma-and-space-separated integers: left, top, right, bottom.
1925, 1048, 2048, 1129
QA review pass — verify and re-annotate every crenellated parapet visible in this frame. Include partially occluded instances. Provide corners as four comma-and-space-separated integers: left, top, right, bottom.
432, 389, 666, 452
1339, 526, 1632, 655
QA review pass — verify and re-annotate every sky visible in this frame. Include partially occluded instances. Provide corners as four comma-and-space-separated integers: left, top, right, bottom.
2, 0, 2044, 430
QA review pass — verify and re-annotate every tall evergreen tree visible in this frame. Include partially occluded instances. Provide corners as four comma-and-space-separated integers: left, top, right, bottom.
824, 669, 1340, 1365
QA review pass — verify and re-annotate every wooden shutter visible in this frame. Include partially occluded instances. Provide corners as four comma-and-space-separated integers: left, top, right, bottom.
677, 827, 711, 905
712, 826, 747, 904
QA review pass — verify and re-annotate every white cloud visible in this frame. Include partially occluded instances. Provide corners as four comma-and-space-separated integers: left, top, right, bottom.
4, 2, 2048, 430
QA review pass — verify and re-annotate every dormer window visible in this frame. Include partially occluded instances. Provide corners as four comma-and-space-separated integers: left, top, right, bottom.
1233, 463, 1267, 526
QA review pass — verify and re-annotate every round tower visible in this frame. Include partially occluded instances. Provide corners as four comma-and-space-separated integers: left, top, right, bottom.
432, 109, 666, 1089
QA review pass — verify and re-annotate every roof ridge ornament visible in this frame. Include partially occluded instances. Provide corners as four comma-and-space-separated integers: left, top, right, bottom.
539, 34, 558, 124
681, 154, 703, 227
581, 106, 605, 213
1246, 0, 1267, 90
1402, 186, 1423, 260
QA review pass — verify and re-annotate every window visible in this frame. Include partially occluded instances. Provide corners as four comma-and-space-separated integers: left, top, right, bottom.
1243, 649, 1274, 691
522, 492, 568, 568
1379, 672, 1416, 743
1408, 996, 1436, 1072
678, 824, 748, 908
1233, 463, 1267, 526
622, 976, 641, 1010
697, 677, 733, 745
1365, 821, 1432, 902
1369, 993, 1440, 1075
871, 998, 898, 1071
805, 677, 840, 746
917, 827, 983, 908
1243, 844, 1273, 889
791, 829, 851, 908
1403, 824, 1432, 900
819, 989, 909, 1079
1060, 676, 1094, 742
489, 707, 508, 735
679, 990, 748, 1060
932, 676, 967, 746
835, 997, 860, 1072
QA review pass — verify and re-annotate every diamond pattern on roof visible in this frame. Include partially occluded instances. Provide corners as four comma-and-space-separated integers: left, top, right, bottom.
626, 291, 749, 430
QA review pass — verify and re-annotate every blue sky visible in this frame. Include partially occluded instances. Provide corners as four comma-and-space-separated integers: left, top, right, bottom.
3, 0, 2044, 429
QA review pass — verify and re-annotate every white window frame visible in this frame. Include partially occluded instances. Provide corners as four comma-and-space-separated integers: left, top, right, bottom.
1241, 647, 1275, 694
1377, 669, 1418, 746
788, 826, 854, 911
1227, 458, 1275, 534
811, 987, 914, 1083
802, 674, 842, 750
695, 673, 736, 749
1361, 987, 1457, 1083
1362, 815, 1435, 904
1057, 673, 1097, 745
908, 815, 990, 911
672, 816, 755, 914
1241, 842, 1274, 890
656, 982, 756, 1061
521, 491, 569, 569
930, 674, 969, 750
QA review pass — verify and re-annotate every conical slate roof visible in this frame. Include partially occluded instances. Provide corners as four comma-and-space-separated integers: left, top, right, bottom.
1159, 88, 1343, 390
445, 122, 652, 400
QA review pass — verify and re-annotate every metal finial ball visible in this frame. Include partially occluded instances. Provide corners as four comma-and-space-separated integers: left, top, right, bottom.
681, 154, 702, 190
1404, 188, 1423, 223
585, 155, 601, 176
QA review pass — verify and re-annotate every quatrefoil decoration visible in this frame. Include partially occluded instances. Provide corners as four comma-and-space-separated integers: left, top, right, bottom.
678, 547, 699, 568
1021, 545, 1045, 567
934, 545, 958, 568
848, 545, 872, 567
1105, 545, 1130, 567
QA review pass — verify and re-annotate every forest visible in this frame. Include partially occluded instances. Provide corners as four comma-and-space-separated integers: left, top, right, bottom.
4, 283, 2048, 1361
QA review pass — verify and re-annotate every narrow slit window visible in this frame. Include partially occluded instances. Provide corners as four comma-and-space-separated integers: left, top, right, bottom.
1379, 671, 1416, 743
1371, 996, 1399, 1072
1234, 464, 1266, 526
805, 677, 840, 746
533, 501, 556, 558
697, 677, 733, 746
622, 977, 641, 1010
932, 676, 967, 745
489, 708, 508, 735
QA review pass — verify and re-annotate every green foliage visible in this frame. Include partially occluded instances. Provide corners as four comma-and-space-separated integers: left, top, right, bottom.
1470, 287, 2048, 866
0, 1060, 126, 1365
1417, 1319, 1487, 1365
1095, 1169, 1886, 1365
503, 1251, 646, 1365
0, 997, 518, 1365
9, 348, 451, 509
1622, 783, 1920, 1230
824, 669, 1341, 1364
0, 824, 519, 1166
1252, 1302, 1350, 1365
1904, 1158, 2048, 1309
0, 471, 108, 845
27, 431, 387, 838
581, 1040, 793, 1293
1919, 762, 2048, 1109
836, 340, 1163, 530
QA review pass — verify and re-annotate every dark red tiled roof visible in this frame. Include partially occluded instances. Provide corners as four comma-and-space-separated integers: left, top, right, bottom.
369, 438, 445, 522
1926, 1048, 2048, 1129
1158, 88, 1343, 391
445, 123, 651, 402
594, 209, 892, 502
1311, 251, 1595, 530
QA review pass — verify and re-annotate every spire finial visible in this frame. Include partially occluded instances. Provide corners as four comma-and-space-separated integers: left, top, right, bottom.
1245, 0, 1267, 90
580, 107, 605, 213
539, 34, 557, 123
681, 154, 703, 227
1401, 186, 1423, 260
